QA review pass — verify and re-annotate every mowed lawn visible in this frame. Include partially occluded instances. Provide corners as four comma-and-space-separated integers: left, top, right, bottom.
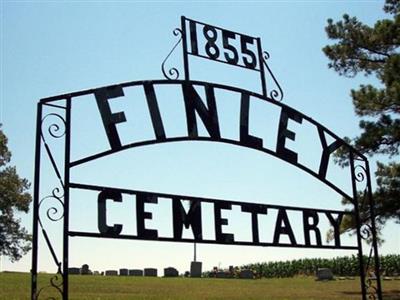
1, 272, 399, 300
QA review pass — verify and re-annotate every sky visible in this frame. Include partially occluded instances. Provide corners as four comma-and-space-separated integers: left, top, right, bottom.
1, 0, 399, 276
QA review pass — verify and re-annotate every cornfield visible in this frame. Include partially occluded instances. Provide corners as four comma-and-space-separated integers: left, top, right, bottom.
205, 254, 400, 278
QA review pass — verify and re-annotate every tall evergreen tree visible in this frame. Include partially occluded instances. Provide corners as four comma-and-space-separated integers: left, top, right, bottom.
323, 0, 400, 240
0, 125, 32, 261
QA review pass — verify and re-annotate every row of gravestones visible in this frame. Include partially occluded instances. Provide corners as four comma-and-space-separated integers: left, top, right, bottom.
68, 266, 183, 277
68, 262, 203, 278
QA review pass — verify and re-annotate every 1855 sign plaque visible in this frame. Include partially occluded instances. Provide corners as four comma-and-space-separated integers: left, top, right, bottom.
31, 16, 383, 300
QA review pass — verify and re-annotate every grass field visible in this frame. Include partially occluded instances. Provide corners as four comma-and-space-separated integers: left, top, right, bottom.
1, 272, 399, 300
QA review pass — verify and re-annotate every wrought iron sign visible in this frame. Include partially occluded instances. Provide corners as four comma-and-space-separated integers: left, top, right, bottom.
31, 16, 382, 300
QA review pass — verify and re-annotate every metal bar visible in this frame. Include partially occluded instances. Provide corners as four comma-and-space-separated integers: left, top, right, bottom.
68, 231, 358, 250
41, 228, 62, 271
42, 141, 65, 188
43, 102, 67, 110
187, 52, 262, 71
365, 161, 383, 300
69, 182, 355, 216
68, 135, 353, 202
31, 102, 43, 300
256, 38, 267, 97
181, 16, 190, 81
183, 17, 258, 40
349, 152, 367, 300
62, 98, 71, 300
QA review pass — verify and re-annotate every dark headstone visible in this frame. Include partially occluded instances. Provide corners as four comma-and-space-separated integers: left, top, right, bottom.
190, 261, 202, 278
216, 271, 226, 278
81, 264, 90, 275
105, 270, 118, 276
316, 268, 334, 281
119, 268, 128, 276
68, 267, 80, 275
239, 269, 253, 279
129, 269, 143, 276
164, 267, 179, 277
144, 268, 157, 277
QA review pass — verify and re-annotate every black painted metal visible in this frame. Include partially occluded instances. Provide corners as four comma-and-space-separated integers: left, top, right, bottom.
69, 182, 357, 249
350, 152, 367, 300
181, 16, 189, 80
365, 162, 383, 299
31, 103, 42, 300
31, 16, 383, 300
256, 38, 267, 97
180, 16, 280, 99
62, 98, 71, 300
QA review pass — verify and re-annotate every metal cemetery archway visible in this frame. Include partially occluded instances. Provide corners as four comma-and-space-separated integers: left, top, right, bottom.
31, 16, 383, 300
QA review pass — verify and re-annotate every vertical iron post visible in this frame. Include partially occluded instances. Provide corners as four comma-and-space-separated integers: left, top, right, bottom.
193, 242, 197, 262
31, 102, 43, 300
365, 161, 383, 300
62, 98, 71, 300
349, 151, 367, 300
256, 38, 267, 97
181, 16, 190, 81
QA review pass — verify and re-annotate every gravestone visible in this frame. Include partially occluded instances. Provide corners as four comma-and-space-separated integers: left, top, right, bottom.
144, 268, 157, 277
119, 268, 128, 276
316, 268, 334, 281
129, 269, 143, 276
239, 269, 253, 279
229, 266, 234, 277
216, 271, 226, 278
105, 270, 118, 276
81, 264, 90, 275
68, 267, 80, 275
164, 267, 179, 277
190, 261, 202, 278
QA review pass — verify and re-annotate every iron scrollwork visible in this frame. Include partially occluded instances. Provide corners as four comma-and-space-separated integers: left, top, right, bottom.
35, 187, 65, 300
39, 187, 65, 223
41, 112, 66, 188
262, 51, 284, 102
354, 161, 380, 300
161, 28, 183, 80
35, 109, 66, 299
42, 113, 66, 139
36, 271, 63, 300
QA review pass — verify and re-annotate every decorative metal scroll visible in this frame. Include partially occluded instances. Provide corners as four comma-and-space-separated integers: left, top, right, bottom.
162, 16, 284, 100
35, 271, 63, 300
351, 155, 383, 300
262, 51, 284, 101
33, 105, 67, 299
161, 28, 183, 80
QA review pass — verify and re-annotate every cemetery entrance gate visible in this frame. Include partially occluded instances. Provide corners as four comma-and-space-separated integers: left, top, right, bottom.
31, 16, 383, 300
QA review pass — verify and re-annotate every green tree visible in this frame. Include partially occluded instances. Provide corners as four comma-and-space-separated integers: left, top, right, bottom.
323, 0, 400, 240
0, 125, 32, 261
